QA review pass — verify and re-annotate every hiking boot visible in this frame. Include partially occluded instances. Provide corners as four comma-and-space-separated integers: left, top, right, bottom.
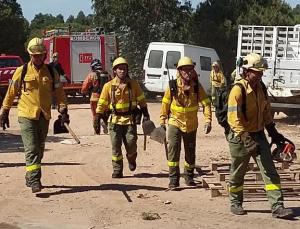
272, 206, 294, 219
112, 171, 123, 178
26, 180, 43, 189
129, 161, 137, 171
230, 205, 246, 215
31, 182, 42, 193
184, 177, 196, 186
168, 180, 179, 189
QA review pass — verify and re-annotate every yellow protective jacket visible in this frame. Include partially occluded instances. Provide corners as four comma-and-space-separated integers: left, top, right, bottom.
160, 77, 212, 133
210, 70, 225, 87
227, 79, 273, 136
2, 61, 67, 120
96, 76, 147, 125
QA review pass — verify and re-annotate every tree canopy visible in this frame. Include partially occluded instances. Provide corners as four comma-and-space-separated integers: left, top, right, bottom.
0, 0, 28, 58
1, 0, 299, 74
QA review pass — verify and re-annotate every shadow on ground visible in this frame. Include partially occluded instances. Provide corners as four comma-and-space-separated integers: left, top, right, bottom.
0, 132, 73, 153
0, 162, 82, 168
36, 183, 166, 199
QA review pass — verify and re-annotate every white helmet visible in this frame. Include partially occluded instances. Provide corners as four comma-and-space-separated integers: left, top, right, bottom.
242, 53, 268, 72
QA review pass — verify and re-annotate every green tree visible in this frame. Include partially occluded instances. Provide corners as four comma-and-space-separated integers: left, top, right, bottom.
191, 0, 294, 75
293, 4, 300, 23
92, 0, 192, 77
75, 11, 90, 25
66, 15, 75, 24
56, 14, 64, 23
0, 0, 29, 58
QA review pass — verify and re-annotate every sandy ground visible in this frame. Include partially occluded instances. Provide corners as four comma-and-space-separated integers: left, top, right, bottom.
0, 102, 300, 229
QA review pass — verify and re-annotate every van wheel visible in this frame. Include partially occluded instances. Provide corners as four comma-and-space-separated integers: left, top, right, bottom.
145, 92, 157, 99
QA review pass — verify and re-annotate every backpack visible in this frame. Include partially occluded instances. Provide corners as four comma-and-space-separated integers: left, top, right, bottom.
214, 80, 268, 134
168, 78, 199, 107
20, 63, 55, 91
91, 71, 109, 94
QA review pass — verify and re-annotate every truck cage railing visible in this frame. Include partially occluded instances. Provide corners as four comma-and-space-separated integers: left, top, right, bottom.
44, 27, 107, 38
237, 25, 300, 60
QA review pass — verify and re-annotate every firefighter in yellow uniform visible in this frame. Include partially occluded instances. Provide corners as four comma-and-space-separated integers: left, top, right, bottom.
210, 61, 225, 105
160, 57, 212, 189
94, 57, 149, 178
0, 38, 68, 193
227, 53, 294, 219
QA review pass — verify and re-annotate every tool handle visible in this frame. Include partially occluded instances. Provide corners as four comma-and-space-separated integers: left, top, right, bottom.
64, 123, 80, 144
143, 135, 147, 151
163, 138, 168, 160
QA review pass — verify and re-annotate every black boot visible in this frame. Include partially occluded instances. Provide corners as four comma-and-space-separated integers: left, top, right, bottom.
169, 166, 180, 189
272, 206, 294, 219
168, 179, 179, 189
230, 205, 247, 215
31, 182, 42, 193
129, 161, 137, 171
112, 171, 123, 178
184, 176, 196, 186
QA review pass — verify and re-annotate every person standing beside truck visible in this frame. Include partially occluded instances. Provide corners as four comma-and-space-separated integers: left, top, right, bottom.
81, 59, 110, 134
227, 52, 294, 219
160, 56, 212, 189
49, 52, 69, 83
94, 57, 150, 178
210, 61, 225, 106
0, 37, 69, 193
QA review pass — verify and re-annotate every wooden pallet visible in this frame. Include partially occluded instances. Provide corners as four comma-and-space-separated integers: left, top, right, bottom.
200, 161, 300, 199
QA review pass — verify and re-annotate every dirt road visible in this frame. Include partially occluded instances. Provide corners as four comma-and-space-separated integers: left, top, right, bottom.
0, 103, 299, 229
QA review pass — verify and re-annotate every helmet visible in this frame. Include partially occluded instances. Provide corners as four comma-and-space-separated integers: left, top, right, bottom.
52, 52, 59, 58
271, 138, 297, 162
177, 57, 194, 69
212, 61, 219, 67
242, 53, 268, 71
112, 57, 128, 69
27, 37, 47, 55
90, 59, 102, 71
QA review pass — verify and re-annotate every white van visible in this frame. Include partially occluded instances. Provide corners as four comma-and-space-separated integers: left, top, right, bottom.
143, 42, 220, 95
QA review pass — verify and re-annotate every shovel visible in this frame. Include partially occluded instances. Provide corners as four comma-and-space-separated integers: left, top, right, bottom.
150, 126, 168, 159
142, 120, 156, 150
53, 115, 80, 144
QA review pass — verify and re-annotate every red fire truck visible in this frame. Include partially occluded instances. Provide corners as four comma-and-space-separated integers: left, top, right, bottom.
0, 54, 24, 106
43, 27, 118, 96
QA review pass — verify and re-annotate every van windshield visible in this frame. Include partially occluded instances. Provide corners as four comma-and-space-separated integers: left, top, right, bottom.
166, 51, 180, 69
148, 50, 163, 68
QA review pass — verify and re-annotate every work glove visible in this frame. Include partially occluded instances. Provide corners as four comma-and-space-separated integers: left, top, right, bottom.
241, 132, 258, 154
265, 122, 285, 144
93, 113, 102, 135
204, 122, 212, 134
0, 109, 10, 130
140, 106, 150, 123
59, 108, 70, 127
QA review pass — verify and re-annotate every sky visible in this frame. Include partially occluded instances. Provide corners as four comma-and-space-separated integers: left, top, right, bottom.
17, 0, 299, 23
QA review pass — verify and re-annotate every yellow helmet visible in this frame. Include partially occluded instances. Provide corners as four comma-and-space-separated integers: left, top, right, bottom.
177, 56, 194, 69
242, 53, 268, 72
112, 57, 128, 69
52, 52, 59, 58
27, 37, 47, 55
212, 61, 219, 67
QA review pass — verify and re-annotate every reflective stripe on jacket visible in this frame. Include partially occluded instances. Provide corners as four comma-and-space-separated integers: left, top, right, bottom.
227, 79, 273, 135
210, 70, 225, 87
96, 76, 147, 125
2, 61, 67, 120
160, 77, 212, 133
